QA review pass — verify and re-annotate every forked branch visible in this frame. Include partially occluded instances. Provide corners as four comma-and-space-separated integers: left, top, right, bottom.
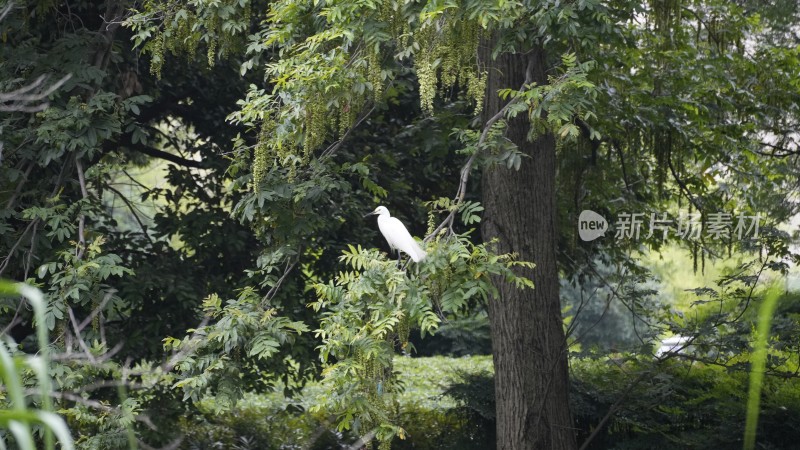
0, 74, 72, 113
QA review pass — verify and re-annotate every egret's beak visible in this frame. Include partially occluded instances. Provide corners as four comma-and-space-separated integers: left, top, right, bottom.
363, 210, 378, 218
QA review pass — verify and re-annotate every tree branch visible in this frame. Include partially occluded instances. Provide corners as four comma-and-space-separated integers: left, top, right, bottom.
612, 139, 632, 192
262, 259, 298, 304
0, 220, 37, 277
105, 184, 156, 245
0, 1, 14, 22
577, 368, 652, 450
159, 317, 210, 374
76, 158, 89, 260
5, 161, 34, 210
578, 340, 694, 450
667, 152, 703, 211
128, 142, 206, 168
68, 307, 97, 363
321, 105, 376, 160
752, 141, 800, 158
0, 74, 72, 112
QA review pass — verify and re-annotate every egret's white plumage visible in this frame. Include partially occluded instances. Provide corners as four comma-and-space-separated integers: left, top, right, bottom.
366, 206, 427, 262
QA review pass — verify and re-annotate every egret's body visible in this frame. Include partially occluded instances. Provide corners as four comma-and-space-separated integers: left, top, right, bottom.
366, 206, 427, 262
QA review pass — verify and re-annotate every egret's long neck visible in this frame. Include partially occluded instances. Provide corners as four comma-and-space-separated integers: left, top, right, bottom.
376, 213, 391, 228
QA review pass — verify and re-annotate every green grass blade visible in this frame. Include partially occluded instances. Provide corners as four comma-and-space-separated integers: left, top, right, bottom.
35, 412, 75, 450
0, 341, 33, 449
0, 280, 68, 450
8, 421, 35, 450
743, 284, 782, 450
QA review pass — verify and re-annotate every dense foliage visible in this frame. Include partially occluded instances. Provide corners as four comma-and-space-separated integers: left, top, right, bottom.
1, 0, 799, 448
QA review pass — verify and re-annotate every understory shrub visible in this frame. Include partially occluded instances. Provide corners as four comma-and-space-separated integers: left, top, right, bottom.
179, 354, 800, 449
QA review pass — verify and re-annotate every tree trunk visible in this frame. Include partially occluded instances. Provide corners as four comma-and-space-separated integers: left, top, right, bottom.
481, 40, 577, 450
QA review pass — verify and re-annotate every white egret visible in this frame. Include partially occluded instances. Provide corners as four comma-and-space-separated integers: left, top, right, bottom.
365, 206, 427, 262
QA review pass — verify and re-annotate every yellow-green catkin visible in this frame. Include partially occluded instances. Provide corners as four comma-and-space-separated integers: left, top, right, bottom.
649, 0, 682, 47
414, 23, 438, 114
252, 120, 274, 190
414, 16, 483, 115
397, 315, 410, 348
206, 14, 219, 67
367, 49, 383, 100
303, 97, 327, 154
148, 33, 165, 78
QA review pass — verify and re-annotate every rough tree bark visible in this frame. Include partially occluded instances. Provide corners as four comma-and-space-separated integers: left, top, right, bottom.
480, 39, 577, 450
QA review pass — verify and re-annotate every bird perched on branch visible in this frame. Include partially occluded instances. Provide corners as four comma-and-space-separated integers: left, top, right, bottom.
365, 206, 427, 263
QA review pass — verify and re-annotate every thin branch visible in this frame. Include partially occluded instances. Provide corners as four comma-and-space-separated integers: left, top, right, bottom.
0, 219, 38, 277
0, 75, 57, 101
133, 144, 205, 169
577, 341, 693, 450
566, 290, 608, 342
612, 140, 632, 192
93, 2, 126, 70
577, 369, 651, 450
565, 251, 656, 342
76, 158, 89, 260
0, 74, 72, 112
160, 317, 210, 374
300, 417, 336, 450
147, 124, 186, 153
681, 7, 723, 50
105, 184, 155, 245
68, 307, 97, 363
262, 259, 298, 304
52, 341, 125, 364
78, 291, 115, 332
5, 161, 34, 210
128, 142, 206, 168
724, 257, 769, 326
751, 141, 800, 158
347, 429, 377, 450
76, 159, 89, 198
122, 169, 155, 191
25, 385, 184, 450
1, 157, 71, 277
24, 220, 37, 279
45, 390, 113, 412
0, 1, 14, 22
576, 253, 774, 449
320, 105, 376, 160
0, 303, 25, 337
527, 255, 643, 439
667, 152, 703, 211
61, 378, 143, 394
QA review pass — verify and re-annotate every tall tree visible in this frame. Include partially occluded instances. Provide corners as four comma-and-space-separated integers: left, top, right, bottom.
67, 0, 800, 448
481, 42, 576, 448
127, 1, 600, 448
